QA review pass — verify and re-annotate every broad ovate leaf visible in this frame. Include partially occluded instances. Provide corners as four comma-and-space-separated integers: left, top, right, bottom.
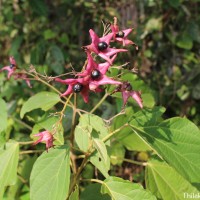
90, 151, 110, 178
131, 117, 200, 184
74, 125, 92, 152
0, 141, 19, 198
0, 98, 7, 132
20, 92, 60, 118
93, 138, 108, 163
101, 176, 156, 200
146, 157, 199, 200
79, 114, 109, 139
30, 146, 70, 200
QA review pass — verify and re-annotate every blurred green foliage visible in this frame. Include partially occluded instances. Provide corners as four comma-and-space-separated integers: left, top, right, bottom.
1, 1, 200, 199
1, 0, 200, 124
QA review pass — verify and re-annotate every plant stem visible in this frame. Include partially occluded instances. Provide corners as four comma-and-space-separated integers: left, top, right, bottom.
110, 156, 147, 166
90, 93, 109, 114
68, 123, 128, 196
81, 178, 104, 184
68, 153, 90, 196
18, 141, 34, 145
102, 123, 129, 143
10, 116, 33, 131
19, 150, 43, 155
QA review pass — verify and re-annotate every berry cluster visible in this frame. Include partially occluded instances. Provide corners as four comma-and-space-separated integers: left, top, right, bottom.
55, 19, 143, 108
0, 18, 143, 151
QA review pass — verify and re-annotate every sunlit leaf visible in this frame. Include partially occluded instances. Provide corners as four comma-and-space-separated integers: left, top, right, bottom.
101, 176, 156, 200
131, 117, 200, 184
30, 146, 70, 200
0, 98, 7, 132
146, 157, 199, 200
20, 92, 60, 118
0, 141, 19, 198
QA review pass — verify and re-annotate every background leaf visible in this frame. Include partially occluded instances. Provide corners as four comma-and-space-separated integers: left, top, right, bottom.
131, 117, 200, 185
146, 157, 199, 200
101, 176, 156, 200
74, 125, 92, 152
0, 98, 7, 132
0, 141, 19, 198
20, 92, 60, 118
80, 183, 110, 200
69, 185, 79, 200
30, 146, 70, 200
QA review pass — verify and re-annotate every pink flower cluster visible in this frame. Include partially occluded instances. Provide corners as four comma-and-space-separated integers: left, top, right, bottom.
0, 19, 143, 151
0, 56, 31, 88
55, 22, 143, 108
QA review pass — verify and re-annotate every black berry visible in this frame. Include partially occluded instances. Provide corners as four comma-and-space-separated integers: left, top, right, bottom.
10, 64, 15, 69
91, 69, 101, 80
116, 31, 125, 38
98, 42, 108, 51
73, 83, 83, 93
123, 82, 132, 91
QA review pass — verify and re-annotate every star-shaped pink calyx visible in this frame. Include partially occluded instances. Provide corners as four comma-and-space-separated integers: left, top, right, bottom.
111, 24, 137, 47
0, 56, 17, 79
112, 81, 143, 108
0, 56, 32, 87
77, 51, 121, 91
55, 76, 102, 103
84, 29, 127, 64
33, 130, 54, 151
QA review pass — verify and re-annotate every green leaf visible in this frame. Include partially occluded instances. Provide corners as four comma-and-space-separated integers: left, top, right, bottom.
0, 98, 7, 132
0, 141, 19, 198
74, 125, 92, 152
93, 138, 108, 163
79, 114, 109, 139
168, 0, 180, 8
110, 142, 125, 165
131, 117, 200, 184
46, 45, 65, 74
43, 29, 56, 40
30, 146, 70, 200
176, 34, 193, 50
130, 107, 165, 127
69, 185, 79, 200
29, 0, 49, 16
101, 176, 156, 200
146, 157, 199, 200
90, 151, 110, 178
80, 183, 110, 200
116, 107, 165, 152
20, 92, 60, 118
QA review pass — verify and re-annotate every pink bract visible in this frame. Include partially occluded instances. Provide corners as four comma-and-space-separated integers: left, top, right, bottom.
0, 56, 17, 79
77, 52, 121, 90
0, 56, 32, 87
85, 29, 127, 64
111, 24, 136, 46
33, 130, 54, 151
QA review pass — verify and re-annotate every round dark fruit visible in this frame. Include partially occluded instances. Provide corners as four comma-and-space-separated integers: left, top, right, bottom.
116, 31, 125, 38
91, 69, 101, 80
124, 82, 132, 91
98, 42, 108, 51
73, 83, 83, 93
10, 64, 15, 69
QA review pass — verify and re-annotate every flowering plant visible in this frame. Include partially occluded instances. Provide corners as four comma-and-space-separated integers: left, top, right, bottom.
0, 17, 200, 200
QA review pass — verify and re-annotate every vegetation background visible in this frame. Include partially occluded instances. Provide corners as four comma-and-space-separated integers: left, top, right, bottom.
0, 0, 200, 199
